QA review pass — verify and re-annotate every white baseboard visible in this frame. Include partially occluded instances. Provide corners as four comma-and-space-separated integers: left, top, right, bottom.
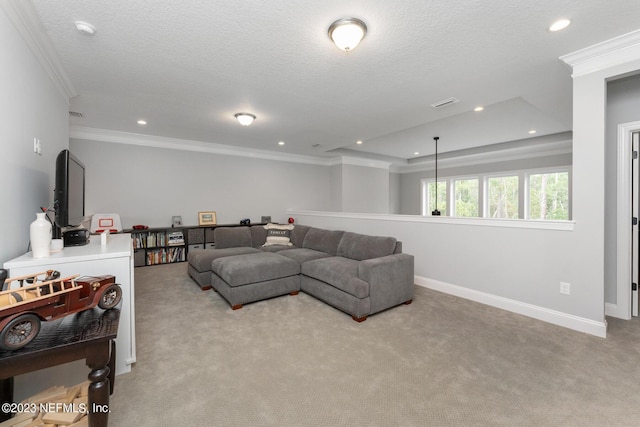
415, 276, 607, 338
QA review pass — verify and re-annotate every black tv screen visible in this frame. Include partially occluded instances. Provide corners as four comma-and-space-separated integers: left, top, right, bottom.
54, 149, 86, 228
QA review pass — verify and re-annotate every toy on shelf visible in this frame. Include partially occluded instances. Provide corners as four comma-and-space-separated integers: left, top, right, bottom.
0, 268, 122, 351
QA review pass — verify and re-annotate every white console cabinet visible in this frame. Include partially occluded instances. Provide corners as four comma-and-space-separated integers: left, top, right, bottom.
3, 233, 136, 376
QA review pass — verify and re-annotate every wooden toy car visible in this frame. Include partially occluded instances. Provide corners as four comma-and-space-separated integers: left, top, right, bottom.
0, 269, 122, 351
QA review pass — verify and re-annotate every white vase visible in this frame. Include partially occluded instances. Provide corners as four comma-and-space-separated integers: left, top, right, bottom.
30, 212, 51, 258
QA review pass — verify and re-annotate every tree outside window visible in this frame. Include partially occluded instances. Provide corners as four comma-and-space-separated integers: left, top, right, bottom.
488, 176, 518, 219
454, 178, 479, 217
529, 172, 569, 220
428, 180, 447, 215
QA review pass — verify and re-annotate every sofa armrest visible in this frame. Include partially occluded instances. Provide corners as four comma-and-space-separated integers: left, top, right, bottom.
358, 253, 414, 314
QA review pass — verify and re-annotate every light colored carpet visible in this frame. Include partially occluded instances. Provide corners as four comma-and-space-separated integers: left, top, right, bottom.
109, 263, 640, 426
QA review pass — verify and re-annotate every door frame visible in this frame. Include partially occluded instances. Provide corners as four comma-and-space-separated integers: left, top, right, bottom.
613, 121, 640, 319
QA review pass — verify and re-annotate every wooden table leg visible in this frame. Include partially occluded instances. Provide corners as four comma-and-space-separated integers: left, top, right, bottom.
108, 340, 116, 395
0, 377, 13, 422
86, 341, 111, 427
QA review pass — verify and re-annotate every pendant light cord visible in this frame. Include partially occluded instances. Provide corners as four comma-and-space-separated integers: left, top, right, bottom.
432, 136, 441, 216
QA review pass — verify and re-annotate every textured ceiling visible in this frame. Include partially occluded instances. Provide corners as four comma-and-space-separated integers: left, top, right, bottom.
28, 0, 640, 162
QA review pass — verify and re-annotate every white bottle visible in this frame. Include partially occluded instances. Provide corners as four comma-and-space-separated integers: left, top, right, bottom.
30, 212, 52, 258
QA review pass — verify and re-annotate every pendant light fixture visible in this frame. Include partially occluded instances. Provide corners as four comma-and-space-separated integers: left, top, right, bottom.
432, 136, 441, 216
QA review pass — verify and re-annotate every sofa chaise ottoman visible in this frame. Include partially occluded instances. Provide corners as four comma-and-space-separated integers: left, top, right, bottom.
210, 252, 300, 310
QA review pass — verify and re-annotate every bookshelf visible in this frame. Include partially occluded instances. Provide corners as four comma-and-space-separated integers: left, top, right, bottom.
130, 223, 261, 267
131, 227, 186, 267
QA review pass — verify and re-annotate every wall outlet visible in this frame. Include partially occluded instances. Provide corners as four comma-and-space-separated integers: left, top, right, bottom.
560, 282, 571, 295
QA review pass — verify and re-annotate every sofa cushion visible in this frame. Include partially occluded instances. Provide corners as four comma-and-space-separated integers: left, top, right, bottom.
263, 223, 294, 246
259, 244, 292, 253
301, 257, 369, 298
290, 225, 311, 248
211, 252, 300, 287
187, 247, 261, 272
250, 225, 267, 248
302, 228, 344, 256
336, 232, 397, 261
214, 227, 252, 249
277, 248, 330, 264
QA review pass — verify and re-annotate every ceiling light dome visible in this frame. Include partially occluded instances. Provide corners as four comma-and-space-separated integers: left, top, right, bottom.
328, 18, 367, 51
74, 21, 95, 35
234, 113, 256, 126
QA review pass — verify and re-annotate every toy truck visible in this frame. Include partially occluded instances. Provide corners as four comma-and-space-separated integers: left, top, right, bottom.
0, 269, 122, 351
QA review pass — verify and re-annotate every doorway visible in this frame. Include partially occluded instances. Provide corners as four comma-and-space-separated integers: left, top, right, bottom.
613, 122, 640, 320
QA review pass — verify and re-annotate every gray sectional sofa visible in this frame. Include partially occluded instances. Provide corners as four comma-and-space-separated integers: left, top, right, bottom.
187, 224, 414, 322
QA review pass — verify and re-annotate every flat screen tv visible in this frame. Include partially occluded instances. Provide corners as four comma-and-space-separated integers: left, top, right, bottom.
54, 149, 86, 231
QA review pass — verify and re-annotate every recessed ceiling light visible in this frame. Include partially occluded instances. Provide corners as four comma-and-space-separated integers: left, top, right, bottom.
474, 106, 484, 112
137, 119, 147, 125
74, 21, 95, 35
356, 140, 363, 145
278, 141, 285, 146
414, 152, 420, 156
529, 130, 537, 134
549, 19, 571, 32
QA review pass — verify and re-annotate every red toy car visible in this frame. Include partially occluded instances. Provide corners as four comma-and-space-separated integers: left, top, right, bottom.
0, 270, 122, 351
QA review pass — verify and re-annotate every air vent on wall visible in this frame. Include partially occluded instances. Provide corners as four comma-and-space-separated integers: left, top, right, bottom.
430, 97, 460, 109
69, 111, 83, 118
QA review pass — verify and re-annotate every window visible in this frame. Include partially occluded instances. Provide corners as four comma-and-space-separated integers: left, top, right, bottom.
420, 168, 570, 221
422, 179, 447, 216
454, 178, 479, 217
528, 171, 569, 220
487, 175, 519, 219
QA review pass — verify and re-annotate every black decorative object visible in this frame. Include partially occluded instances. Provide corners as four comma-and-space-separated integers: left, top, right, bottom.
432, 136, 441, 216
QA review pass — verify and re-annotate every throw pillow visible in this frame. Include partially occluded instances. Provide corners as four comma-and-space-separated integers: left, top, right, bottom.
263, 223, 294, 246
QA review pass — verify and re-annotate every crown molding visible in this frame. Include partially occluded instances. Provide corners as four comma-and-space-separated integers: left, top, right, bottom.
560, 28, 640, 77
71, 126, 571, 173
70, 126, 336, 166
327, 156, 392, 170
1, 0, 77, 102
393, 139, 572, 174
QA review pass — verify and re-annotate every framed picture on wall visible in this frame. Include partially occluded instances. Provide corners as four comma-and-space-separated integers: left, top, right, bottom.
198, 211, 217, 226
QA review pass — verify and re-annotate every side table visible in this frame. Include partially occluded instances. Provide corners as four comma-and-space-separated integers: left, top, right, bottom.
0, 306, 120, 427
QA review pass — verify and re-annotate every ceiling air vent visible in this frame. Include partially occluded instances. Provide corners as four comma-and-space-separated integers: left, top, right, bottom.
69, 111, 83, 118
430, 97, 460, 109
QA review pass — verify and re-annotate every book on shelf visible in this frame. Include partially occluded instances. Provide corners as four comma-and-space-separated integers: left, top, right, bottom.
167, 231, 185, 246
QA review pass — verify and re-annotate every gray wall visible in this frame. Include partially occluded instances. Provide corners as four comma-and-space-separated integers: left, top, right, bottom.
1, 8, 69, 264
341, 164, 389, 213
389, 172, 401, 214
604, 74, 640, 304
69, 139, 331, 228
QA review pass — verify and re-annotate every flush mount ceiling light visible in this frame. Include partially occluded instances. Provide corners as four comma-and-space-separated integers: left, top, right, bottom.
74, 21, 95, 35
549, 19, 571, 32
328, 18, 367, 51
234, 113, 256, 126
